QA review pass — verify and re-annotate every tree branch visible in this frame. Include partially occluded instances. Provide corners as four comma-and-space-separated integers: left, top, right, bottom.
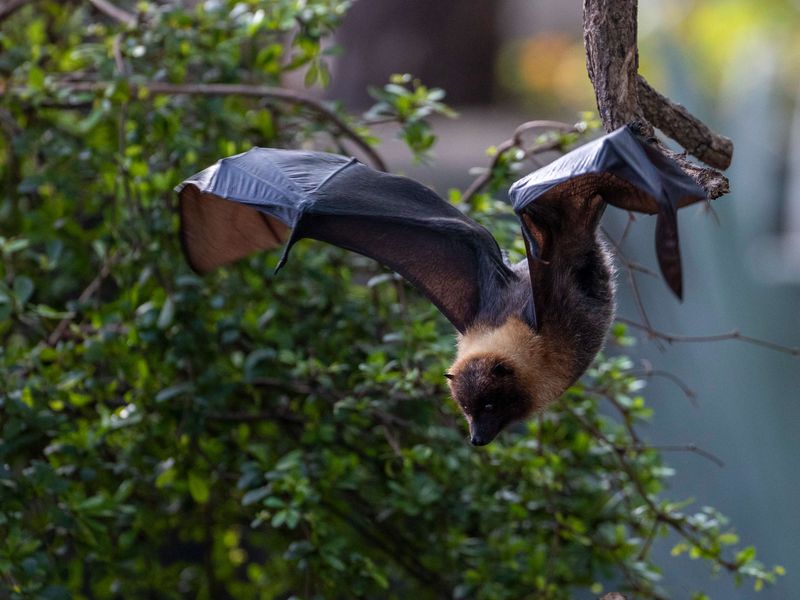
42, 80, 387, 171
583, 0, 642, 130
47, 252, 117, 346
617, 316, 800, 356
565, 404, 742, 574
88, 0, 136, 26
582, 0, 732, 200
0, 0, 29, 23
627, 365, 697, 405
637, 75, 733, 170
461, 120, 577, 204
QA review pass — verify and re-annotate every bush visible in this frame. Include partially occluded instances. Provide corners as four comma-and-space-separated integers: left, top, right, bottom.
0, 2, 782, 598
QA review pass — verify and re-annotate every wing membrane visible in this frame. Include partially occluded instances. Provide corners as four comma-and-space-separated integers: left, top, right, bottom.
177, 148, 516, 332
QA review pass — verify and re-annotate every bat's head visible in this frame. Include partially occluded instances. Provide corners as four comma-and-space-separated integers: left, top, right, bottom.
446, 355, 531, 446
446, 317, 576, 446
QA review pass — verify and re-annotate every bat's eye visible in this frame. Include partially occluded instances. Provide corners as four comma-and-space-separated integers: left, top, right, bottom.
444, 372, 454, 380
492, 363, 512, 377
484, 403, 494, 412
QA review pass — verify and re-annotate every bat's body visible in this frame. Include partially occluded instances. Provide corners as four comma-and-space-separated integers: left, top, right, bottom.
177, 125, 702, 446
448, 206, 615, 444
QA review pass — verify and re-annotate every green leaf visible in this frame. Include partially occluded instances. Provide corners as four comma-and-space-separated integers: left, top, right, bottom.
155, 383, 194, 403
187, 472, 210, 504
304, 62, 319, 87
13, 276, 34, 305
241, 486, 271, 506
157, 296, 175, 329
28, 65, 46, 91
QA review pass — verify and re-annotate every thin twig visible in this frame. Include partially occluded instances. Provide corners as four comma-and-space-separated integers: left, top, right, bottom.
112, 33, 127, 74
246, 376, 317, 396
637, 519, 662, 561
617, 316, 800, 356
628, 364, 697, 405
602, 225, 666, 351
461, 120, 576, 204
47, 253, 117, 345
622, 260, 660, 278
604, 394, 642, 444
564, 404, 740, 573
647, 444, 724, 468
0, 0, 29, 23
616, 211, 636, 247
88, 0, 136, 26
208, 410, 303, 423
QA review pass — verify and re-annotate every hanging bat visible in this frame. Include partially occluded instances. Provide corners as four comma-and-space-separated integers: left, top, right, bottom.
176, 125, 705, 446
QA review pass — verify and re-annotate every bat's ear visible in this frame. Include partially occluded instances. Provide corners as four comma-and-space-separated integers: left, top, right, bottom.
179, 185, 288, 274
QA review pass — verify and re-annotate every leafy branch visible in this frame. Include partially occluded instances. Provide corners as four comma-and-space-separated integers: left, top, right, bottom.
2, 79, 388, 172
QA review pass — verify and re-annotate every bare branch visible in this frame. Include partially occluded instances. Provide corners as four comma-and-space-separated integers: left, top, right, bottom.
461, 120, 576, 204
648, 444, 724, 468
582, 0, 731, 200
88, 0, 136, 27
617, 316, 800, 356
0, 0, 29, 23
628, 364, 697, 404
565, 404, 742, 573
47, 252, 117, 346
246, 376, 317, 396
603, 223, 666, 351
637, 75, 732, 170
666, 148, 730, 201
208, 410, 303, 424
583, 0, 642, 130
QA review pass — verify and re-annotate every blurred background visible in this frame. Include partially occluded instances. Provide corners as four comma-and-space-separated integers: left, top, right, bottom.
327, 1, 800, 597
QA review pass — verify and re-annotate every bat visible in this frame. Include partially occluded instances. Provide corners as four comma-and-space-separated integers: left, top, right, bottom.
176, 125, 705, 446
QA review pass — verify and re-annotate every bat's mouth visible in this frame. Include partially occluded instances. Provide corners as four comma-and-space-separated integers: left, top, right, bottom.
469, 434, 492, 447
469, 420, 501, 446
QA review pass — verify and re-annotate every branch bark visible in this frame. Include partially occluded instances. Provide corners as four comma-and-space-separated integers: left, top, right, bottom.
0, 0, 30, 23
583, 0, 732, 200
583, 0, 642, 130
88, 0, 136, 26
637, 75, 733, 169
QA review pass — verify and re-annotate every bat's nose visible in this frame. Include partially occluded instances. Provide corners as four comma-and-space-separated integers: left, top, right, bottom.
470, 434, 490, 447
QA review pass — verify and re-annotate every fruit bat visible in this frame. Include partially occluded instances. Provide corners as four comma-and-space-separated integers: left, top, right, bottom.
176, 125, 705, 446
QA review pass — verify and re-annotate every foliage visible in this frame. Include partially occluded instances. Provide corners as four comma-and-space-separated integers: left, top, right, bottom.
0, 1, 783, 599
366, 73, 457, 161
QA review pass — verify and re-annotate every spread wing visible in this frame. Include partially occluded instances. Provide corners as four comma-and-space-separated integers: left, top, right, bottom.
176, 148, 516, 333
510, 125, 707, 299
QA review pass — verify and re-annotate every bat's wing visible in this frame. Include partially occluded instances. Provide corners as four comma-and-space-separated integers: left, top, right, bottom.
510, 125, 707, 298
176, 148, 516, 333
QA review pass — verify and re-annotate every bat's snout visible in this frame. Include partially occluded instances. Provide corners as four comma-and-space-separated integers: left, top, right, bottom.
469, 433, 492, 447
469, 419, 501, 447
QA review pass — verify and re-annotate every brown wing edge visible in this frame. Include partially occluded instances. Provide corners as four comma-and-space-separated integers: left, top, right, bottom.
179, 184, 289, 274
